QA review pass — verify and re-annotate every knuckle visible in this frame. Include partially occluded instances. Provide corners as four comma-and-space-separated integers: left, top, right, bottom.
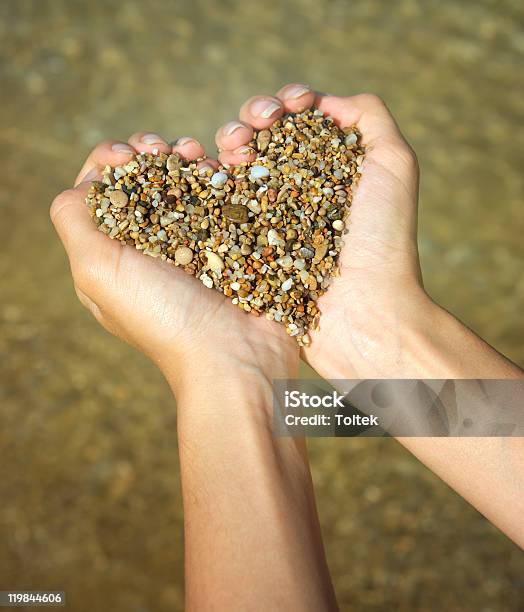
355, 93, 386, 108
72, 257, 98, 291
50, 188, 76, 223
385, 138, 419, 173
398, 142, 419, 170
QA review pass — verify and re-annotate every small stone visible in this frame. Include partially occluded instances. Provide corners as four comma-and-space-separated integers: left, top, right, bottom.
299, 246, 315, 259
267, 229, 284, 247
276, 255, 294, 269
201, 274, 213, 289
332, 220, 345, 231
281, 278, 293, 291
210, 172, 228, 188
109, 190, 129, 208
257, 129, 272, 153
230, 282, 241, 291
174, 246, 193, 265
166, 153, 181, 171
204, 251, 224, 273
345, 132, 358, 146
249, 165, 270, 181
222, 203, 248, 224
313, 243, 329, 262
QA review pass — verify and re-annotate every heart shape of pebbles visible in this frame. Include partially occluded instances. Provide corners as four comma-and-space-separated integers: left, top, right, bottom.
86, 110, 365, 344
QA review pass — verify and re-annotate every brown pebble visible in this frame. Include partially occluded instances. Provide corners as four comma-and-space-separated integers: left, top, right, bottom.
109, 190, 129, 208
222, 203, 248, 224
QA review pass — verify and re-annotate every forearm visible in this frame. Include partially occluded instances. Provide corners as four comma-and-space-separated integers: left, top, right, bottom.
316, 288, 522, 380
316, 292, 524, 547
167, 359, 337, 612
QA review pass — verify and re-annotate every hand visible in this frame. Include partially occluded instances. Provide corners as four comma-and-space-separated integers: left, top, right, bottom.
50, 133, 299, 385
215, 84, 428, 378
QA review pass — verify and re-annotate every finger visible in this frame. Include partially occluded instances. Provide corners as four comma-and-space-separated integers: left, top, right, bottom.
239, 95, 284, 130
171, 137, 206, 161
218, 145, 256, 167
75, 140, 136, 187
315, 93, 407, 150
196, 159, 220, 174
275, 83, 315, 113
50, 179, 114, 272
215, 120, 253, 153
127, 131, 171, 154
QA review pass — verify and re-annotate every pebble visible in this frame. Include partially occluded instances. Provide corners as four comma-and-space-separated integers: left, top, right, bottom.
174, 246, 193, 265
222, 203, 248, 224
277, 255, 294, 269
267, 229, 284, 246
210, 172, 228, 188
204, 251, 225, 273
200, 274, 213, 289
166, 154, 181, 171
230, 282, 241, 291
257, 130, 272, 153
313, 243, 329, 262
332, 220, 345, 231
281, 278, 293, 291
109, 190, 129, 208
249, 165, 270, 181
299, 246, 315, 259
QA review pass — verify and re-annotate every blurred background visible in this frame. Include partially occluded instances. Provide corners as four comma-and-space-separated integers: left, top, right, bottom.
1, 0, 523, 610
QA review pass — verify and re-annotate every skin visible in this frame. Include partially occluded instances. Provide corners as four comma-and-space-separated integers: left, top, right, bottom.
51, 85, 524, 610
51, 128, 336, 610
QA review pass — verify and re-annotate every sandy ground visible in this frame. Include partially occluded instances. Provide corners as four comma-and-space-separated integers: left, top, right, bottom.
0, 1, 523, 610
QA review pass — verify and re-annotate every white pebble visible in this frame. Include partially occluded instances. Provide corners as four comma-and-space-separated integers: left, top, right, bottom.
249, 165, 270, 181
267, 229, 284, 246
333, 220, 345, 231
230, 282, 241, 291
210, 172, 228, 188
200, 274, 213, 289
345, 133, 358, 146
281, 278, 293, 291
276, 255, 294, 269
204, 251, 225, 273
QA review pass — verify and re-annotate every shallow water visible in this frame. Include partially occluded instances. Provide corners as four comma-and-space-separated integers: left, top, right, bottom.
1, 1, 523, 610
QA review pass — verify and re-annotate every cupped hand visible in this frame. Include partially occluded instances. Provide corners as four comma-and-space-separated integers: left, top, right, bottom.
215, 84, 429, 378
51, 133, 298, 383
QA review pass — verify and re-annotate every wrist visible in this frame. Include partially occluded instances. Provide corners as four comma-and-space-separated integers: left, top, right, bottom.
308, 286, 440, 379
309, 287, 522, 379
161, 333, 300, 405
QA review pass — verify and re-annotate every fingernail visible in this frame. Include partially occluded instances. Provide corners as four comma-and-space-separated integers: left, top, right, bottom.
140, 133, 166, 145
283, 84, 311, 99
250, 99, 282, 119
198, 163, 214, 174
111, 143, 134, 154
174, 137, 199, 146
233, 146, 255, 155
79, 166, 100, 184
223, 121, 246, 136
